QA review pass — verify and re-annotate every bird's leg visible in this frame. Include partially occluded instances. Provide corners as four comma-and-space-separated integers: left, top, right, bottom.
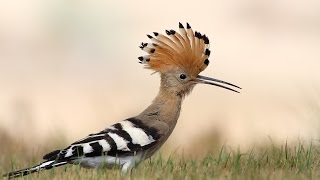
121, 153, 144, 175
121, 162, 132, 175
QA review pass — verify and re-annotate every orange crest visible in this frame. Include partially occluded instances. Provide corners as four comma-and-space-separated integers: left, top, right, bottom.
138, 23, 211, 77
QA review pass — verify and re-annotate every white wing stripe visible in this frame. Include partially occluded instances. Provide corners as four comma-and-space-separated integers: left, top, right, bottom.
108, 132, 130, 151
98, 139, 111, 151
65, 147, 74, 157
120, 121, 155, 146
82, 143, 94, 154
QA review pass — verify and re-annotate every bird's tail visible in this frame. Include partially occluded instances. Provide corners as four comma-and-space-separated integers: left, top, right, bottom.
3, 160, 68, 179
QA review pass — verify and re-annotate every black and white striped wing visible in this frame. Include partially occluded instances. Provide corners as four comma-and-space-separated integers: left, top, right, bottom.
43, 118, 162, 161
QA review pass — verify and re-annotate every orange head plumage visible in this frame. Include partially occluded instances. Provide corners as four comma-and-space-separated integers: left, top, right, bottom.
138, 22, 210, 78
138, 22, 241, 94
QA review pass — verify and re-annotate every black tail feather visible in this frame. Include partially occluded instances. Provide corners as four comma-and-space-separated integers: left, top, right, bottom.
3, 160, 67, 179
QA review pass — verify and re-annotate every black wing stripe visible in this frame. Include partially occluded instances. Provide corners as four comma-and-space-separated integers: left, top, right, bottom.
104, 133, 117, 152
108, 123, 133, 142
85, 142, 103, 157
71, 135, 105, 145
43, 149, 60, 160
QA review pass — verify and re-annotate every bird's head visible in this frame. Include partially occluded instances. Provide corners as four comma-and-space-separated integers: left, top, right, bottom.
138, 23, 241, 98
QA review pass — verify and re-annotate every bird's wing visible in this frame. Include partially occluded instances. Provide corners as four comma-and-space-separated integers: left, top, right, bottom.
43, 117, 169, 161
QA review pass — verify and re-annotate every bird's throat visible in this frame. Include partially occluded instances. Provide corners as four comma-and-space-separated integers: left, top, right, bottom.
138, 87, 183, 132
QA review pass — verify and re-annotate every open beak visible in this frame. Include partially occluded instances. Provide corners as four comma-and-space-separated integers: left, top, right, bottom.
196, 75, 241, 93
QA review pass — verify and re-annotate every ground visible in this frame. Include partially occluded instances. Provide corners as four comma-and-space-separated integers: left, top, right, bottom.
1, 131, 319, 180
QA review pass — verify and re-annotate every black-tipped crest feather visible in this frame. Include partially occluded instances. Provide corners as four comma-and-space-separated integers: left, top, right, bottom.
138, 22, 211, 75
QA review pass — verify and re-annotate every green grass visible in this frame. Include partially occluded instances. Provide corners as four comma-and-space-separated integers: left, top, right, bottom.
2, 143, 320, 179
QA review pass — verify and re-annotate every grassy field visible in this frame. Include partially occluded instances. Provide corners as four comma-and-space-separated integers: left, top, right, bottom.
1, 129, 320, 180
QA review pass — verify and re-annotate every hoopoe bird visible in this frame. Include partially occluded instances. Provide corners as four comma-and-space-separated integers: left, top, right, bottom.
4, 22, 240, 178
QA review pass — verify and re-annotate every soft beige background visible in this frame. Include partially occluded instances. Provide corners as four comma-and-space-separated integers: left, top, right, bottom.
0, 0, 320, 151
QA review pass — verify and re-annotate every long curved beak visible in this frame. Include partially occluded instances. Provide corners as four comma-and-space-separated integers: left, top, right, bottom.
196, 75, 241, 93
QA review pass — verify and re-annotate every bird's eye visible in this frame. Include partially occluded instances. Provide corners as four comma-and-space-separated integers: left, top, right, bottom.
179, 74, 187, 80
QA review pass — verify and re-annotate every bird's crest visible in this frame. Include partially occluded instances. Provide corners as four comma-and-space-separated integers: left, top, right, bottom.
138, 22, 210, 77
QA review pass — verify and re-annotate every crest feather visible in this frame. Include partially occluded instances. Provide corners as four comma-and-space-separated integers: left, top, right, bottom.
138, 23, 211, 77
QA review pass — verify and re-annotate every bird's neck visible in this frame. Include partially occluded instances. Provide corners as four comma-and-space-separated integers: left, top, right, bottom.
137, 84, 183, 131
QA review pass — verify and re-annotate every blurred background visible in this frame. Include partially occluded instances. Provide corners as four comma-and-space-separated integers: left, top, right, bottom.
0, 0, 320, 156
